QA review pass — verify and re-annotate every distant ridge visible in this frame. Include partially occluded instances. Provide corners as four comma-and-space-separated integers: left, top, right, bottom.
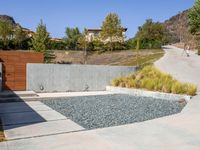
163, 9, 196, 47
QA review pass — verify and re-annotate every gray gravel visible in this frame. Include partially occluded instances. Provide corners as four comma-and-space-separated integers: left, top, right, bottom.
41, 94, 186, 129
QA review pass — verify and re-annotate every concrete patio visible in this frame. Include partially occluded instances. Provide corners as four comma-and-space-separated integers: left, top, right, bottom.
0, 46, 200, 150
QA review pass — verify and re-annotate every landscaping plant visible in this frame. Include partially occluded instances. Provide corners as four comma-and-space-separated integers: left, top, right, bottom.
112, 66, 197, 96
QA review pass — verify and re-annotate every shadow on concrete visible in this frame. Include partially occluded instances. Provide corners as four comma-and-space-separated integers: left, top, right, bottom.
0, 91, 46, 130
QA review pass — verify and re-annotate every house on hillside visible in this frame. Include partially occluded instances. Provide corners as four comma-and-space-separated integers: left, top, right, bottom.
21, 28, 35, 38
85, 28, 127, 43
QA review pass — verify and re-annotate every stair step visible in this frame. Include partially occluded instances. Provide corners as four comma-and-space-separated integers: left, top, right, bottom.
0, 91, 38, 98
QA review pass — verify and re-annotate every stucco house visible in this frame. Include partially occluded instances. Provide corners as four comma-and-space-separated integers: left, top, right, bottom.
85, 28, 127, 43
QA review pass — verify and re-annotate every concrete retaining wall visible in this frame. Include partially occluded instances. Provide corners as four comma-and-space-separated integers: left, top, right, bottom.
27, 64, 136, 92
0, 63, 2, 91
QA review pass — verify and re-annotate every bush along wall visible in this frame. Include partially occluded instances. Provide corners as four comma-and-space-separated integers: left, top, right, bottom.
112, 66, 197, 96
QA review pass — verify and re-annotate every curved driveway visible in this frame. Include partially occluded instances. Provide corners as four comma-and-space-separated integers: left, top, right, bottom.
155, 45, 200, 90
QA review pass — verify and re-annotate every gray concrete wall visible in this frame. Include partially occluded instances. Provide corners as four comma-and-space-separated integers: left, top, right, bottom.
0, 63, 2, 92
27, 64, 136, 92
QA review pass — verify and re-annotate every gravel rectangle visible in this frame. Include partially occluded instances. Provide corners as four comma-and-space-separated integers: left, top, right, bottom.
41, 94, 186, 129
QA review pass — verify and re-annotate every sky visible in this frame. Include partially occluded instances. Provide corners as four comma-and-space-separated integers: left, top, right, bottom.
0, 0, 196, 38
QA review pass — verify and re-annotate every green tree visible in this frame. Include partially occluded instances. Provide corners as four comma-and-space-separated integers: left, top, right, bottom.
101, 13, 124, 51
31, 20, 50, 52
189, 0, 200, 55
135, 19, 170, 49
31, 20, 50, 62
14, 26, 28, 49
64, 27, 81, 50
0, 20, 13, 49
135, 19, 167, 43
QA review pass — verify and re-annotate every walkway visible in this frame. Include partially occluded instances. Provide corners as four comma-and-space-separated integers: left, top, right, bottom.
0, 46, 200, 150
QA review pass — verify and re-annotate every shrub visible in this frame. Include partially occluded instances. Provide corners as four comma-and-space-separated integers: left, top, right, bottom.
111, 66, 197, 96
184, 84, 197, 96
50, 40, 66, 50
112, 78, 121, 87
171, 82, 185, 94
92, 40, 104, 51
103, 42, 126, 51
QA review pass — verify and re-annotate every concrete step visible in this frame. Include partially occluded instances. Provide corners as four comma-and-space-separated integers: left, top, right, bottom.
0, 91, 38, 98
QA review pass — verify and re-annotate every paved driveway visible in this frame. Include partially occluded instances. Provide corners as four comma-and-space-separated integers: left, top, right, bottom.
0, 46, 200, 150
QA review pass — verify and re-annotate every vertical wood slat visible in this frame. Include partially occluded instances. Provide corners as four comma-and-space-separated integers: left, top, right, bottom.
0, 51, 43, 91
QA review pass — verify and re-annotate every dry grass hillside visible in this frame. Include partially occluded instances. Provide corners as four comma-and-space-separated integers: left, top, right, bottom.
53, 49, 164, 66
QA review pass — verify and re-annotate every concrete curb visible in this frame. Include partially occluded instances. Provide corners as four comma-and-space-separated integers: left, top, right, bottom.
106, 86, 192, 102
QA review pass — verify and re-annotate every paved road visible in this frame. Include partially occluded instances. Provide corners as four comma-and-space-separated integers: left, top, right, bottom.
155, 46, 200, 91
0, 46, 200, 150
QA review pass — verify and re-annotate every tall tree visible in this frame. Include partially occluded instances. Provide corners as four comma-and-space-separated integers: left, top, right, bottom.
31, 20, 50, 62
64, 27, 81, 50
135, 19, 166, 42
135, 19, 169, 48
189, 0, 200, 55
101, 13, 124, 51
0, 20, 13, 49
31, 20, 50, 52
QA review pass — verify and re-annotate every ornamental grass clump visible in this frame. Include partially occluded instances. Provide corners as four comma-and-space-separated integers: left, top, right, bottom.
111, 66, 197, 96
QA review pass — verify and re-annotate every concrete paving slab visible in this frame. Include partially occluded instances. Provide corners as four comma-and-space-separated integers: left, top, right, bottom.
0, 102, 51, 114
5, 131, 112, 150
0, 142, 8, 150
0, 101, 43, 108
0, 91, 37, 97
1, 109, 66, 126
4, 120, 84, 140
1, 111, 46, 126
93, 120, 200, 150
37, 109, 67, 121
4, 115, 200, 150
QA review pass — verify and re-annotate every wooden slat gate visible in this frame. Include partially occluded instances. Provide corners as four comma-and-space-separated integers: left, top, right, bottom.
0, 51, 43, 91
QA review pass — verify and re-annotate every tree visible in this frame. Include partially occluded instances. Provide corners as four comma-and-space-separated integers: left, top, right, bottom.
64, 27, 81, 50
31, 20, 50, 52
136, 19, 165, 42
0, 20, 13, 49
14, 26, 28, 49
31, 20, 51, 62
189, 0, 200, 55
101, 13, 124, 51
135, 19, 169, 49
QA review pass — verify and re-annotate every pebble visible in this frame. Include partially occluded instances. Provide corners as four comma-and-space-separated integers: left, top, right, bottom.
41, 94, 185, 129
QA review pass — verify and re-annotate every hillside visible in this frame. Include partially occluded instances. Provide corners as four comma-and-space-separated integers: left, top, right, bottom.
54, 49, 164, 66
163, 9, 197, 48
0, 15, 20, 27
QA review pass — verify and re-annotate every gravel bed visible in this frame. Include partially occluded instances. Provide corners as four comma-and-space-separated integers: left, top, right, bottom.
41, 94, 186, 129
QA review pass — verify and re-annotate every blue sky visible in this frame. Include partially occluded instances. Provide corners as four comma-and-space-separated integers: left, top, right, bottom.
0, 0, 195, 38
